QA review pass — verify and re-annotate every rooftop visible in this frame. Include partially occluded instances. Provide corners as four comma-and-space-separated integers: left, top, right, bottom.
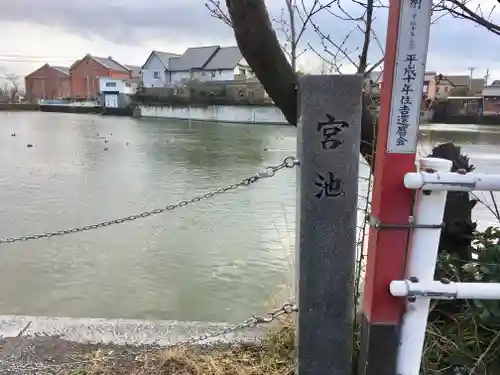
125, 65, 141, 78
153, 51, 181, 68
445, 75, 471, 87
51, 65, 70, 76
204, 46, 244, 70
71, 54, 129, 72
169, 45, 219, 72
169, 45, 244, 72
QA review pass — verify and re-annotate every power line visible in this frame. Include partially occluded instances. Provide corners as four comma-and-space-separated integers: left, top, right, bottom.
0, 53, 80, 60
0, 59, 75, 64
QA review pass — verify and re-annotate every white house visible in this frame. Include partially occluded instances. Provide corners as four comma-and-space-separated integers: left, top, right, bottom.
141, 50, 180, 88
168, 45, 253, 87
98, 77, 137, 108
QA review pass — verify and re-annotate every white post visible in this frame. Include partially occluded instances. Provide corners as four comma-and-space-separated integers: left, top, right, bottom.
396, 157, 452, 375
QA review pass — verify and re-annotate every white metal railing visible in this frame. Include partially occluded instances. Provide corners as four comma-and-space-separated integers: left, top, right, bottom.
404, 170, 500, 191
391, 157, 500, 375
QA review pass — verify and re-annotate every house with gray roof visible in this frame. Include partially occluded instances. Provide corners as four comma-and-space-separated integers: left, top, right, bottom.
140, 45, 252, 88
167, 45, 251, 86
141, 50, 181, 88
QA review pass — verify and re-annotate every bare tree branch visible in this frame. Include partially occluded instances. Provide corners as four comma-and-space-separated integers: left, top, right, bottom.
365, 57, 384, 74
205, 0, 232, 26
272, 0, 337, 71
434, 0, 500, 35
308, 43, 344, 73
310, 21, 360, 69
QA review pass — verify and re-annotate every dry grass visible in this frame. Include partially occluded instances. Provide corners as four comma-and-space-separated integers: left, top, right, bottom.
64, 317, 296, 375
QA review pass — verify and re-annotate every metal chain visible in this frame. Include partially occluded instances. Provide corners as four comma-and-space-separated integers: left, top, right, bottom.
3, 302, 298, 373
0, 156, 298, 245
169, 301, 298, 347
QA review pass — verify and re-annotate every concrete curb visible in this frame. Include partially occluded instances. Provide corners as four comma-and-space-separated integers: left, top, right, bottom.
0, 315, 264, 346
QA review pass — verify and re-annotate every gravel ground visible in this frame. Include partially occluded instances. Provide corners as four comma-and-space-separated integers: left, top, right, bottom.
0, 335, 163, 375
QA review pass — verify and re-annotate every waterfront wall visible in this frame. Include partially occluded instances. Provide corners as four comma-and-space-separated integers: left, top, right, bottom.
432, 113, 500, 125
0, 103, 39, 111
140, 104, 289, 125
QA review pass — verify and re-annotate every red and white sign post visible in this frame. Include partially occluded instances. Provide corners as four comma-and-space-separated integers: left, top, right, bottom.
358, 0, 433, 374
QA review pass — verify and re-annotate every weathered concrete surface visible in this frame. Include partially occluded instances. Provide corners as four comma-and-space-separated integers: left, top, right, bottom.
296, 75, 363, 375
0, 315, 264, 346
0, 315, 267, 374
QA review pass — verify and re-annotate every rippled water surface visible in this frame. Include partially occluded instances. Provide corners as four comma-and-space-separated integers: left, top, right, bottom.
0, 112, 498, 322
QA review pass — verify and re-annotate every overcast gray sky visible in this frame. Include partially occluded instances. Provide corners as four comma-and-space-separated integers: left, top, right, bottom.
0, 0, 499, 81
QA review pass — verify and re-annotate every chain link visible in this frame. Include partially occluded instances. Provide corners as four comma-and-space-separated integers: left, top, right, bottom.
169, 301, 298, 347
0, 156, 298, 245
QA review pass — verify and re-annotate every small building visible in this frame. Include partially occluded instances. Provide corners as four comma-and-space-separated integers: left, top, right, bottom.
445, 96, 482, 115
427, 74, 485, 99
70, 54, 132, 100
24, 64, 71, 103
98, 76, 137, 108
168, 45, 253, 87
482, 83, 500, 115
141, 51, 180, 88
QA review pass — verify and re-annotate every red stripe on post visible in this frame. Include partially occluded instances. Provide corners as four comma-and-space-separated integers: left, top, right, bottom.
362, 0, 414, 325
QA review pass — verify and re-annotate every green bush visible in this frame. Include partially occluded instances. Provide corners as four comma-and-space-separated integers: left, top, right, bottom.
424, 226, 500, 374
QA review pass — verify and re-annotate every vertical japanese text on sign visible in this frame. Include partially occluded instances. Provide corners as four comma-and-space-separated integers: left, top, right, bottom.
386, 0, 432, 153
314, 113, 349, 199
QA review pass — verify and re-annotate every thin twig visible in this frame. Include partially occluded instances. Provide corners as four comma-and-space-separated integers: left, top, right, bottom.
468, 329, 500, 375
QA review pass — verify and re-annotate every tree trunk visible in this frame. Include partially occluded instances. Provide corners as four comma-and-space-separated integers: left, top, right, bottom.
226, 0, 297, 126
357, 0, 374, 74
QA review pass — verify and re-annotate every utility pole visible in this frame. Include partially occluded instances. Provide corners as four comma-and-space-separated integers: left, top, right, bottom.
485, 68, 490, 86
468, 67, 475, 91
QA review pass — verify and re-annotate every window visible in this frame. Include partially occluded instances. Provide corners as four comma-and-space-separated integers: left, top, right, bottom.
105, 82, 117, 88
444, 86, 449, 93
211, 71, 216, 78
436, 87, 440, 93
125, 83, 131, 87
153, 71, 161, 79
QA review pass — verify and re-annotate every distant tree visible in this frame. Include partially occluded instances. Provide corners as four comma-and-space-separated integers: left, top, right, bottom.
4, 73, 20, 103
0, 83, 9, 103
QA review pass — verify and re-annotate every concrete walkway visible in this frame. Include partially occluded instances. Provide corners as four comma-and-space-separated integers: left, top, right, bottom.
0, 315, 264, 346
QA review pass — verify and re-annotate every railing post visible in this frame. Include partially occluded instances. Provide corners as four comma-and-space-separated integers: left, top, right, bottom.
394, 157, 452, 375
358, 0, 433, 374
296, 74, 363, 375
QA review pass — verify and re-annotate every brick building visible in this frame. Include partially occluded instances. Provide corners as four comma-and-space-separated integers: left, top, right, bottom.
24, 64, 71, 103
70, 54, 132, 100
